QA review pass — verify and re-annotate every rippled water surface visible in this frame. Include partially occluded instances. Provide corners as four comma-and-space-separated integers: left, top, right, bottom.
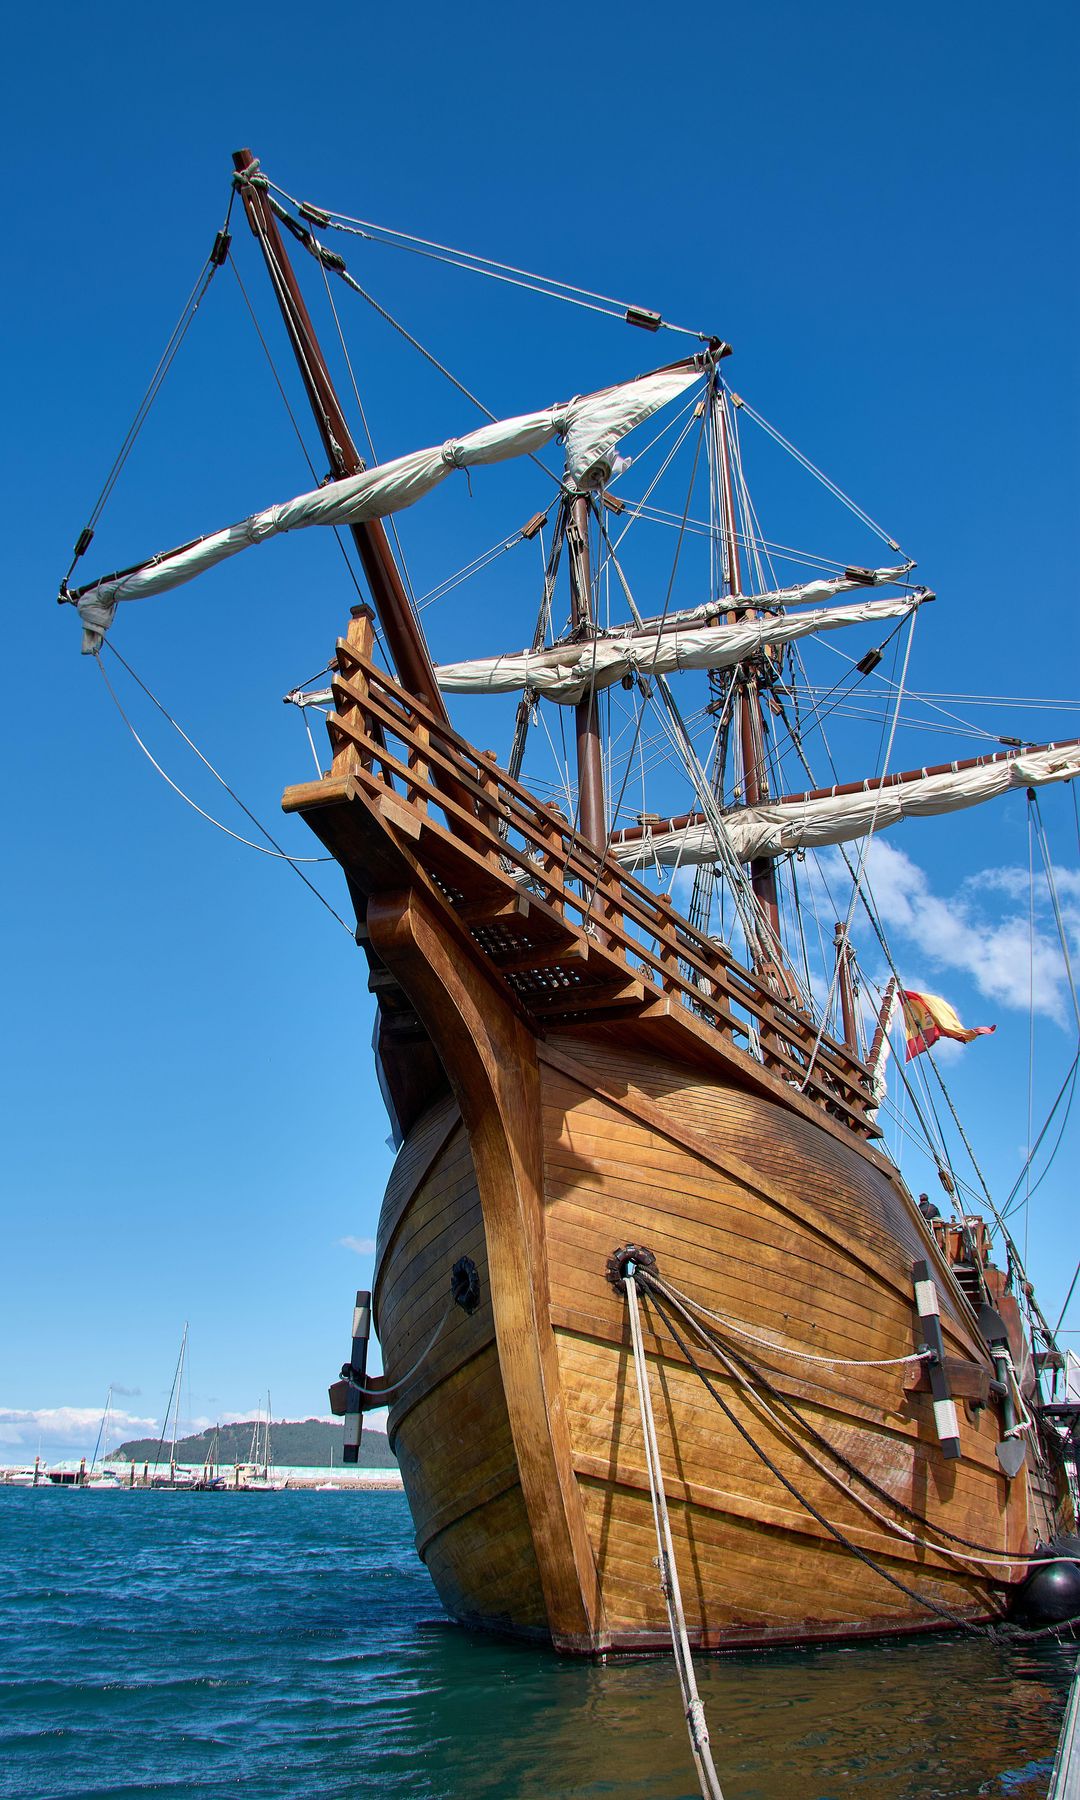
0, 1489, 1073, 1798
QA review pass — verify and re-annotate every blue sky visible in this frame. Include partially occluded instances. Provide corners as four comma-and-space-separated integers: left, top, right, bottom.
3, 0, 1078, 1462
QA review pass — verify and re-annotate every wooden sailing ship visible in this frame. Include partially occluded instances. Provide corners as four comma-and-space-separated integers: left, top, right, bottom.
62, 150, 1078, 1653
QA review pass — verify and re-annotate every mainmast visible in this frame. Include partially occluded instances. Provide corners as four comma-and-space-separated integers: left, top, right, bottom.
716, 389, 782, 947
231, 150, 448, 723
567, 496, 607, 847
833, 921, 859, 1054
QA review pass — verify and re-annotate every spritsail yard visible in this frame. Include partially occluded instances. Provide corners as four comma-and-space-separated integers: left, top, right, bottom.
60, 148, 1079, 1708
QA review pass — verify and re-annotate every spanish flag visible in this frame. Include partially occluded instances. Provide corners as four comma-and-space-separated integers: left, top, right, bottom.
901, 989, 996, 1061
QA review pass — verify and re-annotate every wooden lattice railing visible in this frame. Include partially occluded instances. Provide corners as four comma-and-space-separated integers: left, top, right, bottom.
316, 608, 877, 1137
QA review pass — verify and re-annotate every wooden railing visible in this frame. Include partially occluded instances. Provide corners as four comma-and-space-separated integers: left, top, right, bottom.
322, 609, 877, 1137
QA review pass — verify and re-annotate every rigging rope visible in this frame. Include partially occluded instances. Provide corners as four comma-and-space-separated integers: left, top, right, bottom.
636, 1274, 996, 1636
800, 606, 919, 1088
623, 1267, 726, 1800
315, 247, 419, 606
650, 1281, 931, 1370
264, 185, 714, 341
582, 418, 785, 974
725, 384, 905, 554
94, 649, 353, 935
645, 1271, 1075, 1575
1000, 794, 1080, 1222
62, 203, 233, 588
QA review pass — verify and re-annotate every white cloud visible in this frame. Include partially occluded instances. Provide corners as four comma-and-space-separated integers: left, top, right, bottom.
0, 1406, 158, 1448
339, 1235, 377, 1256
830, 840, 1078, 1028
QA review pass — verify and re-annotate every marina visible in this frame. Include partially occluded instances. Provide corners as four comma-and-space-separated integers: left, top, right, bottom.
0, 1459, 403, 1491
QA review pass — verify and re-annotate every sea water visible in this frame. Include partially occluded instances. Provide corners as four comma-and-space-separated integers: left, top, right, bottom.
0, 1488, 1072, 1799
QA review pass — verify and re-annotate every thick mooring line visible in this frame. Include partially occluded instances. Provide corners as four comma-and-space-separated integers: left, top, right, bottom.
624, 1268, 725, 1800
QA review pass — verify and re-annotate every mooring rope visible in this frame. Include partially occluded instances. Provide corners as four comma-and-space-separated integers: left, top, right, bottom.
633, 1268, 1079, 1639
647, 1273, 1067, 1576
629, 1271, 994, 1635
649, 1273, 932, 1369
644, 1269, 1080, 1566
623, 1266, 726, 1800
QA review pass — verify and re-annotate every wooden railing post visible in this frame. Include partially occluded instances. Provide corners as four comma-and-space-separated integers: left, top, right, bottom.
408, 721, 431, 816
653, 896, 682, 997
540, 810, 566, 916
599, 873, 625, 953
330, 605, 376, 778
476, 752, 505, 867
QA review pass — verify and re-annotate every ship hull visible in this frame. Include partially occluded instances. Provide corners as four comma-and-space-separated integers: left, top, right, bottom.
285, 632, 1049, 1654
370, 886, 1032, 1654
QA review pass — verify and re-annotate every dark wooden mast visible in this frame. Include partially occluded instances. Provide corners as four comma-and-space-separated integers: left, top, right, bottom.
567, 495, 607, 847
231, 148, 447, 723
716, 389, 782, 944
833, 920, 858, 1054
231, 148, 450, 1138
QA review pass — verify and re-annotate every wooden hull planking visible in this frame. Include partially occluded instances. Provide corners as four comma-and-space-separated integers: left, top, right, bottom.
370, 895, 1029, 1653
285, 626, 1042, 1654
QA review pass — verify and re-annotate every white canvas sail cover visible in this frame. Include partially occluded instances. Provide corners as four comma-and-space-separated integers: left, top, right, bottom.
434, 593, 918, 702
612, 741, 1080, 869
72, 361, 705, 651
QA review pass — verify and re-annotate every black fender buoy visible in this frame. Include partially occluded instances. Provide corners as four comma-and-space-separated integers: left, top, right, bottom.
1009, 1536, 1080, 1626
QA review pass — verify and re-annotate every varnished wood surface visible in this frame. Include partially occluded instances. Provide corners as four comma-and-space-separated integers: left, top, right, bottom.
534, 1039, 1029, 1639
367, 885, 608, 1651
372, 1102, 549, 1636
285, 643, 885, 1140
299, 629, 1049, 1653
371, 1011, 1031, 1652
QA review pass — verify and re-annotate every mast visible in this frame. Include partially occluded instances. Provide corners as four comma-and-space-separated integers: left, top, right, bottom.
833, 921, 858, 1054
716, 390, 782, 945
171, 1322, 188, 1479
567, 496, 607, 846
231, 150, 448, 722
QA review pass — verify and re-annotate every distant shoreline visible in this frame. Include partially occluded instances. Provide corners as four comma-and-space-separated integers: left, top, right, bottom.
0, 1464, 404, 1493
260, 1468, 404, 1491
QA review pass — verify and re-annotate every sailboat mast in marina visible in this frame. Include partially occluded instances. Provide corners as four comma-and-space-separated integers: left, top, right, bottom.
149, 1325, 192, 1490
62, 149, 1080, 1650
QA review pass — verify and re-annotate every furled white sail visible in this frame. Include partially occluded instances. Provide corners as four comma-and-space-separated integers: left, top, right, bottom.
71, 362, 705, 651
434, 593, 918, 702
589, 564, 914, 642
611, 741, 1080, 869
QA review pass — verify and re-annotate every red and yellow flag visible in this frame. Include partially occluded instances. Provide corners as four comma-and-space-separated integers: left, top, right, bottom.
901, 989, 995, 1061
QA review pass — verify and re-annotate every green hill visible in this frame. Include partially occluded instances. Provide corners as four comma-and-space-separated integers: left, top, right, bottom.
109, 1417, 396, 1470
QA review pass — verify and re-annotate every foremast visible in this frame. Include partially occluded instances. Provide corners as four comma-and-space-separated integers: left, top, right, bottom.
231, 149, 447, 723
231, 148, 450, 1134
